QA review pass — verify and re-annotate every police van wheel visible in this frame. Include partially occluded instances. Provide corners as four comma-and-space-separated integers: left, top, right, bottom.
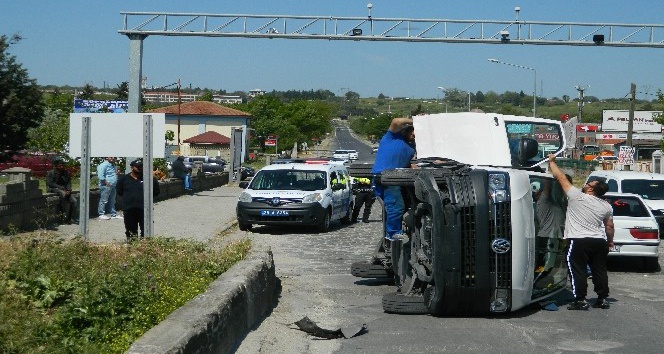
382, 292, 427, 315
238, 222, 252, 231
317, 211, 331, 233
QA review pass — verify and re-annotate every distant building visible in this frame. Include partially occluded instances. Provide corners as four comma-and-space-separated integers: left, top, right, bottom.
143, 91, 198, 103
148, 101, 251, 159
248, 89, 265, 98
212, 95, 243, 105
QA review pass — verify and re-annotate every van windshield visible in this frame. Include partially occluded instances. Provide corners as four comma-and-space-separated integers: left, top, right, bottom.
249, 170, 327, 191
621, 180, 664, 200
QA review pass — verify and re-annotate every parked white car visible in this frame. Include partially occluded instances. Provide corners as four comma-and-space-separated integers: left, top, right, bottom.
602, 192, 660, 270
348, 150, 359, 160
586, 170, 664, 239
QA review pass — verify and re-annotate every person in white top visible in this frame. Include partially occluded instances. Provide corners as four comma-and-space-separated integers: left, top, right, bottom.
548, 154, 614, 311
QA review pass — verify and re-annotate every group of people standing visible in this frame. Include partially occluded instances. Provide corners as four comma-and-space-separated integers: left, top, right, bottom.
48, 156, 173, 241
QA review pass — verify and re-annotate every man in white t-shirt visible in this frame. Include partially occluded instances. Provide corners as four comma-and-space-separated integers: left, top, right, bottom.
548, 154, 614, 311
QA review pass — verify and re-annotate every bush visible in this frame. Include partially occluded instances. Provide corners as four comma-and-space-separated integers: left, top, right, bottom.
0, 236, 251, 353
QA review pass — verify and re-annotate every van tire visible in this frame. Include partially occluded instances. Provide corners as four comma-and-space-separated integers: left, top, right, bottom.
643, 257, 660, 272
317, 210, 331, 233
349, 163, 373, 178
382, 292, 427, 315
351, 261, 393, 278
238, 222, 252, 231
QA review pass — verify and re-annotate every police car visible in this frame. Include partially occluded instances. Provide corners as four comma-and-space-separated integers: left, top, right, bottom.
236, 163, 354, 232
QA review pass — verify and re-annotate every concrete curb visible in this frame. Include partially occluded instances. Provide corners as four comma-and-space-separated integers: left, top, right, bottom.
126, 247, 276, 354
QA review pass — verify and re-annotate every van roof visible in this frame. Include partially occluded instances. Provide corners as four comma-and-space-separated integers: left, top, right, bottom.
259, 162, 346, 172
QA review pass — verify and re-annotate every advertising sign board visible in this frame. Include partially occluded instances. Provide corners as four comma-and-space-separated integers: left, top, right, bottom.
602, 110, 663, 133
69, 113, 166, 158
618, 146, 636, 165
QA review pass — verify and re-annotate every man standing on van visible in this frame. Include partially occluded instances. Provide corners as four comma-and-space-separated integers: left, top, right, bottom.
548, 154, 614, 310
371, 117, 416, 241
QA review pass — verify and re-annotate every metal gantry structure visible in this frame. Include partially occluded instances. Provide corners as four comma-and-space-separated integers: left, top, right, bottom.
119, 12, 664, 112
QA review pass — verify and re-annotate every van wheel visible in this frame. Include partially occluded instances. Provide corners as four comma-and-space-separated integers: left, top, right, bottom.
643, 257, 660, 272
382, 292, 427, 314
413, 171, 448, 315
317, 211, 331, 233
238, 222, 252, 231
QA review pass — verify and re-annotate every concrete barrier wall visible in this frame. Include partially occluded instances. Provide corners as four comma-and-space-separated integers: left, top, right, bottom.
0, 168, 229, 232
126, 248, 277, 354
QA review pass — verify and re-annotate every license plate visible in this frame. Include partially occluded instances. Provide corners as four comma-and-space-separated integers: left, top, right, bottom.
260, 210, 289, 216
610, 245, 621, 253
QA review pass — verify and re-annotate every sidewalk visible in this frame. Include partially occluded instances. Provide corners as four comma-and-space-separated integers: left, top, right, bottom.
53, 184, 244, 244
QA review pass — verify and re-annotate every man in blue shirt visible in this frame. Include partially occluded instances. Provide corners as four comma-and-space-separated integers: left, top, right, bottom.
97, 157, 121, 220
371, 117, 416, 241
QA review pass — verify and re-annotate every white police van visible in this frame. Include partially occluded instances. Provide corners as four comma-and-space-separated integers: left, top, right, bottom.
236, 163, 354, 232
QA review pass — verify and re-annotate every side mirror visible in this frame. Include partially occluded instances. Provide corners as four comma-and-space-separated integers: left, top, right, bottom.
239, 181, 249, 189
518, 138, 539, 166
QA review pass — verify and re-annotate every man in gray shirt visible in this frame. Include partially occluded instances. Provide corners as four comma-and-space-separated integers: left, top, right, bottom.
548, 154, 614, 310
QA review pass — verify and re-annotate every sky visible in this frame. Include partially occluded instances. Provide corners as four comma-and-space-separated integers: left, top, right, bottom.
2, 0, 664, 101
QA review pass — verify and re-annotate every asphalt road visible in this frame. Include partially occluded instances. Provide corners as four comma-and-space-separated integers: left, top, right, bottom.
234, 122, 664, 354
233, 201, 664, 354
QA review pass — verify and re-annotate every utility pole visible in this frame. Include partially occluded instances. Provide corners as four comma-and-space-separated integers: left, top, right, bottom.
624, 83, 636, 171
575, 85, 587, 123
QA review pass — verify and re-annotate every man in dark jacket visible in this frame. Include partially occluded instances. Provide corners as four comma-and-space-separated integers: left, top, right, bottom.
171, 156, 193, 192
116, 159, 160, 241
46, 157, 77, 224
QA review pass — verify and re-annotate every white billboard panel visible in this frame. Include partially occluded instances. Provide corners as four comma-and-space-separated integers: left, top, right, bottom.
602, 110, 663, 133
69, 113, 166, 158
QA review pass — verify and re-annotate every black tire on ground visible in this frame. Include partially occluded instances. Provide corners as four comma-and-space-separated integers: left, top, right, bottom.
643, 257, 660, 272
351, 261, 393, 278
382, 292, 428, 315
316, 211, 331, 233
238, 222, 252, 231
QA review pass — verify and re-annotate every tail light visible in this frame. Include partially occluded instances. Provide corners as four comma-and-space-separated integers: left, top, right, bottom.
629, 228, 659, 239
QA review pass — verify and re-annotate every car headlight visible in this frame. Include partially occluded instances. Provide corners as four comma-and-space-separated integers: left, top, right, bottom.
238, 192, 253, 203
302, 193, 323, 203
488, 172, 510, 203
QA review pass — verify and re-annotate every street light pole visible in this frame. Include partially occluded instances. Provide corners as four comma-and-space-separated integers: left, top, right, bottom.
437, 86, 447, 113
488, 58, 537, 117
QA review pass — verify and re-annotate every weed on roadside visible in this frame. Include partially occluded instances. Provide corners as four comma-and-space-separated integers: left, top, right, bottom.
0, 235, 251, 353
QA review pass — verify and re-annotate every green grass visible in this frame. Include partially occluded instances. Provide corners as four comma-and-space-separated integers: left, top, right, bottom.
0, 235, 251, 354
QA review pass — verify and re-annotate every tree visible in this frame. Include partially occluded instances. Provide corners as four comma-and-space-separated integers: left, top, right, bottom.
27, 90, 73, 154
79, 83, 95, 99
114, 81, 128, 100
655, 90, 664, 150
26, 108, 69, 154
0, 34, 45, 158
197, 90, 213, 102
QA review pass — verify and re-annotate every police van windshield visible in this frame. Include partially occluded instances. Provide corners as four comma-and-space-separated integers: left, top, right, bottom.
249, 170, 327, 191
